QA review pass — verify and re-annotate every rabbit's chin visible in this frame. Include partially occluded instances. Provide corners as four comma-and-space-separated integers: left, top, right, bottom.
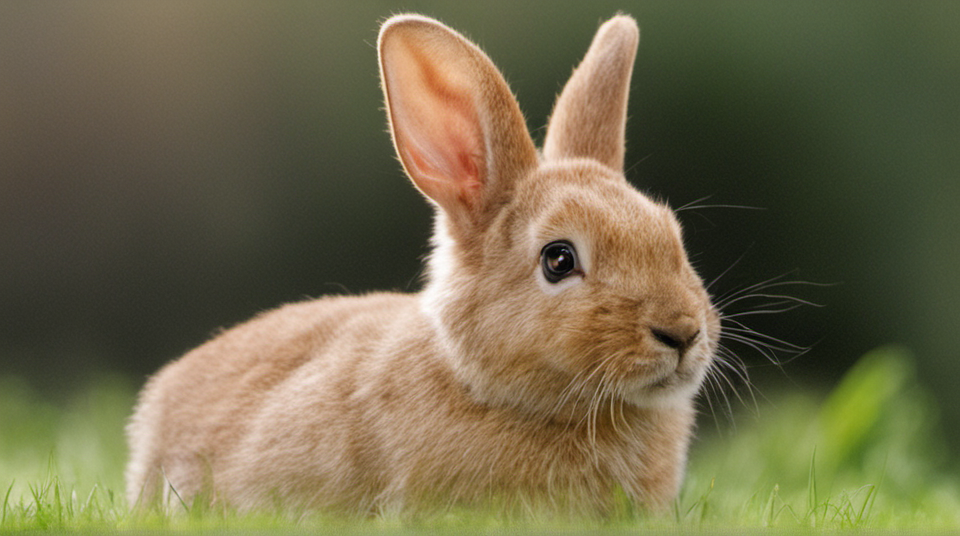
617, 363, 708, 409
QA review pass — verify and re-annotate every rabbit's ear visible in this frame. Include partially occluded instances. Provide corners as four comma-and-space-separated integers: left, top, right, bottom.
379, 15, 538, 228
542, 15, 639, 172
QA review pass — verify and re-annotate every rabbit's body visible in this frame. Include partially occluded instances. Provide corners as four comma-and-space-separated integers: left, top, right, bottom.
127, 291, 694, 514
127, 14, 720, 516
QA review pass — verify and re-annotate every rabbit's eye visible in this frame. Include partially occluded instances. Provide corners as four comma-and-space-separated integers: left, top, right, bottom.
541, 240, 580, 283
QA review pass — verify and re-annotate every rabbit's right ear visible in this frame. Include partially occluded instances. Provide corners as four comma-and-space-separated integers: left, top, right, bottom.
379, 15, 538, 230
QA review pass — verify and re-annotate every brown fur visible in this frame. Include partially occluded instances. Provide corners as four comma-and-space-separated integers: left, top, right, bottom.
126, 14, 721, 517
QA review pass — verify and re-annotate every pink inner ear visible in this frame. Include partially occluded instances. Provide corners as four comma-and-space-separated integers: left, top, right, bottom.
398, 119, 484, 210
387, 43, 487, 212
456, 152, 483, 207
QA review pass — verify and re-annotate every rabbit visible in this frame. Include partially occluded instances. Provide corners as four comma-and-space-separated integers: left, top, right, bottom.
125, 13, 721, 517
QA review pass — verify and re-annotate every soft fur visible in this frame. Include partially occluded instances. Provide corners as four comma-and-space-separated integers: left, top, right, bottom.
126, 13, 721, 517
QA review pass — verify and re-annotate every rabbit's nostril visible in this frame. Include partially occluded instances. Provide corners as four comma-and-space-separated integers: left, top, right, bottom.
652, 328, 682, 349
650, 325, 700, 357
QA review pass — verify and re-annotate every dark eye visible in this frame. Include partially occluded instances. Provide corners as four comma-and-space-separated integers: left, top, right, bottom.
540, 240, 580, 283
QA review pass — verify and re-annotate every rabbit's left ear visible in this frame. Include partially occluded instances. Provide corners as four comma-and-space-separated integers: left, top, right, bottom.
379, 15, 538, 230
542, 15, 639, 172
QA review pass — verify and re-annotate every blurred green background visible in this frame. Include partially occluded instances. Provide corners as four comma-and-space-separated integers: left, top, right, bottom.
1, 0, 958, 458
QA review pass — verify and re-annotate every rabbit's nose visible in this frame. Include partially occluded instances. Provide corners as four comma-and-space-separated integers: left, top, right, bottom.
650, 317, 700, 359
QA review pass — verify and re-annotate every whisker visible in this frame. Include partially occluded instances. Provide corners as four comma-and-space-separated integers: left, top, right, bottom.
764, 342, 815, 366
714, 351, 761, 411
712, 369, 740, 422
556, 351, 620, 424
587, 374, 607, 465
608, 386, 622, 438
706, 247, 751, 292
569, 353, 621, 463
550, 368, 592, 420
712, 351, 746, 387
701, 372, 726, 434
722, 324, 808, 352
675, 194, 714, 212
701, 262, 828, 429
624, 152, 654, 176
703, 345, 769, 425
715, 279, 833, 311
704, 368, 735, 424
676, 203, 767, 213
713, 271, 793, 305
617, 398, 629, 438
721, 333, 784, 367
713, 272, 828, 309
717, 292, 824, 311
721, 304, 806, 318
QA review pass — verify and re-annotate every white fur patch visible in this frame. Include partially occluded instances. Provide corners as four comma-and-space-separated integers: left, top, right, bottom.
536, 268, 584, 295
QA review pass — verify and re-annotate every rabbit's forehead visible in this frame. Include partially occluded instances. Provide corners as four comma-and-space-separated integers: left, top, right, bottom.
531, 188, 684, 266
521, 166, 683, 254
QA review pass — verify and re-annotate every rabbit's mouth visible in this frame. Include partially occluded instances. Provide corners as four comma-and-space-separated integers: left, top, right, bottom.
648, 368, 698, 391
639, 369, 685, 393
623, 352, 680, 384
617, 354, 708, 406
648, 374, 676, 389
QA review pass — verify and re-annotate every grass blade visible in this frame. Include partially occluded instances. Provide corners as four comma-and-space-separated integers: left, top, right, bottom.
2, 480, 13, 527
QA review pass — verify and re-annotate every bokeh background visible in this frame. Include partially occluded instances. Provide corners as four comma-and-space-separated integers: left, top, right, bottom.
2, 1, 958, 457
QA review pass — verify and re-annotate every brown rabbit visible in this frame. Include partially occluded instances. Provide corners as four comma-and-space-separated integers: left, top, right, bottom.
126, 13, 721, 517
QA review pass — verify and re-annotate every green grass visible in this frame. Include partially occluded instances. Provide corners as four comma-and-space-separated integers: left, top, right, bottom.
2, 346, 958, 533
682, 346, 960, 531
